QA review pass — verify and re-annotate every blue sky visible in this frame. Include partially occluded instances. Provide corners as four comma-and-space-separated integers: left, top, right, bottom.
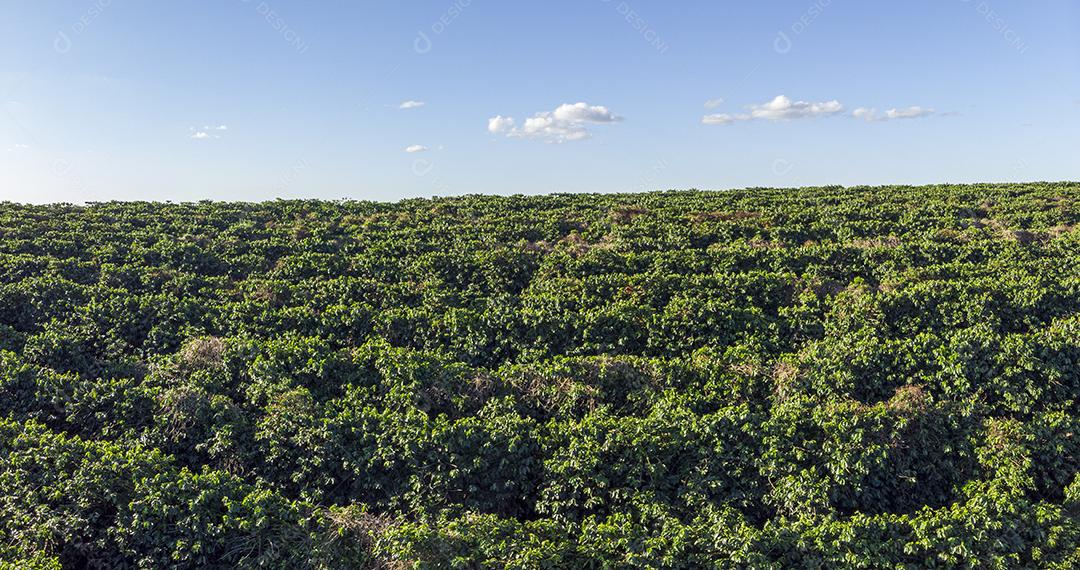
1, 1, 1078, 203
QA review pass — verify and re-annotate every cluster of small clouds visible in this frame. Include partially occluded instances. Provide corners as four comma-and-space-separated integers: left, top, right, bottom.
393, 91, 963, 151
702, 95, 843, 125
852, 106, 936, 122
702, 95, 947, 125
487, 102, 622, 143
6, 143, 29, 152
189, 125, 228, 140
400, 99, 433, 153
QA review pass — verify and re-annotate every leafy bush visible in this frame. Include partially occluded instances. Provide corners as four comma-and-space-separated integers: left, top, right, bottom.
0, 184, 1077, 567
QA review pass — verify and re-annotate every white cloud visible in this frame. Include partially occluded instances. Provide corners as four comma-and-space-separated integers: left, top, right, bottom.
488, 102, 622, 143
852, 106, 936, 122
746, 95, 844, 121
701, 113, 739, 125
702, 95, 843, 125
885, 106, 934, 119
488, 115, 515, 134
404, 144, 429, 153
190, 124, 227, 139
399, 100, 425, 109
551, 102, 619, 123
852, 107, 878, 122
704, 98, 724, 109
704, 96, 943, 126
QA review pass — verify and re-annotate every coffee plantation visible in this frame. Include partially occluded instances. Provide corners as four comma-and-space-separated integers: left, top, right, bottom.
1, 183, 1078, 568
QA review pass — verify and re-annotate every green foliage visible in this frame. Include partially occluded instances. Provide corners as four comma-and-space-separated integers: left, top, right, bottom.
1, 184, 1078, 567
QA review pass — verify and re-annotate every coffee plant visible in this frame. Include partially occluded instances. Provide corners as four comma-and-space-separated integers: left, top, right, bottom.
0, 183, 1078, 567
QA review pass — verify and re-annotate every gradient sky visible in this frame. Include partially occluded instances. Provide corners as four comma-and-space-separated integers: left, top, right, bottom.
1, 1, 1078, 203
